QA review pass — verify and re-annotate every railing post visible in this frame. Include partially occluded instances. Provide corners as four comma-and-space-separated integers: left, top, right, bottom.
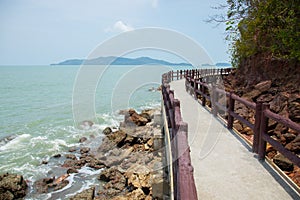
258, 103, 270, 160
201, 83, 206, 107
227, 92, 235, 129
253, 101, 263, 153
212, 85, 217, 116
194, 79, 198, 100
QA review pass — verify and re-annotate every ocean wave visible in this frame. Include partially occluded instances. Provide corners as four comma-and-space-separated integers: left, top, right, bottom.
0, 133, 31, 151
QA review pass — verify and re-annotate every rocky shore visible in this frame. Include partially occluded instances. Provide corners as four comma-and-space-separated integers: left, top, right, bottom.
223, 69, 300, 187
0, 108, 166, 199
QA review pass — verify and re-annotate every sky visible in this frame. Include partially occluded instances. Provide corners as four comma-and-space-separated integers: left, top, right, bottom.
0, 0, 230, 65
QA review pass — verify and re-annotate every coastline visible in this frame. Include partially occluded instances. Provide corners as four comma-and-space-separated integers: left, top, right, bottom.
2, 107, 166, 199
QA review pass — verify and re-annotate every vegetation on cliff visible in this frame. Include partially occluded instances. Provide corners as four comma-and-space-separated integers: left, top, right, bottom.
225, 0, 299, 66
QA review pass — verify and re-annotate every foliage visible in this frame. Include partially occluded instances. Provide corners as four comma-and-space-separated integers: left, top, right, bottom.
225, 0, 300, 67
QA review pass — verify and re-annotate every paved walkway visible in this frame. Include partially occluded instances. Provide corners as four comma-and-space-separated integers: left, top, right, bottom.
170, 79, 295, 200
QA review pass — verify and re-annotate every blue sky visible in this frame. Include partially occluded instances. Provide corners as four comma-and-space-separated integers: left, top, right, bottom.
0, 0, 229, 65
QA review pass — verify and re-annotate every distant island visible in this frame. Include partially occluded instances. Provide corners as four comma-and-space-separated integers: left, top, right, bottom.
51, 56, 192, 66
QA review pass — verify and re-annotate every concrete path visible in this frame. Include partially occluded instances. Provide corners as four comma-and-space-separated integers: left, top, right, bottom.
170, 79, 295, 200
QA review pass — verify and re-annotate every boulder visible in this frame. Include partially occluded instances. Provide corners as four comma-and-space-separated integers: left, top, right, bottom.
34, 177, 54, 193
80, 147, 90, 154
254, 80, 272, 92
65, 154, 77, 160
103, 127, 112, 135
107, 130, 127, 147
126, 109, 149, 126
67, 168, 78, 174
273, 154, 294, 171
79, 137, 87, 143
70, 187, 95, 200
0, 173, 28, 199
288, 100, 300, 123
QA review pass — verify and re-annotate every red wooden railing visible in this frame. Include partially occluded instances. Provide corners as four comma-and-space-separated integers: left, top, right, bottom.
183, 69, 300, 168
162, 72, 198, 200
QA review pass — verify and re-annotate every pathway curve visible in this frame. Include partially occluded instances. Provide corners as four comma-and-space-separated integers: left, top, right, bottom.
170, 79, 295, 200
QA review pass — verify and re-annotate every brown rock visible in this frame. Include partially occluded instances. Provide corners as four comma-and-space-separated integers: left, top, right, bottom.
0, 173, 28, 198
107, 130, 127, 146
126, 188, 147, 200
65, 154, 77, 160
54, 179, 69, 191
34, 177, 54, 193
288, 100, 300, 123
273, 154, 294, 172
70, 187, 95, 200
256, 93, 274, 102
269, 93, 288, 113
80, 147, 90, 154
67, 168, 79, 174
68, 147, 77, 152
254, 80, 272, 92
79, 137, 87, 143
103, 127, 112, 135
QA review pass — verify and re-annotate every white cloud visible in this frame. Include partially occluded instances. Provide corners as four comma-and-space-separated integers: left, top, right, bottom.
112, 20, 134, 32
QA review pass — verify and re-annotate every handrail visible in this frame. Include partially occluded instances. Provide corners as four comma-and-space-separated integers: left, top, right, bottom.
183, 68, 300, 169
161, 72, 198, 200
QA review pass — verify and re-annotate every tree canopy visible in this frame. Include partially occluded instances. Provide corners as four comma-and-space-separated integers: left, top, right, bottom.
225, 0, 300, 67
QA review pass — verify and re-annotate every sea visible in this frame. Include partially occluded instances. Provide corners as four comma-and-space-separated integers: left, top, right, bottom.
0, 65, 187, 199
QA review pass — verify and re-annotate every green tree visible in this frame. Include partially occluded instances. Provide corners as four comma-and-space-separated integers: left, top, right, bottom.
225, 0, 300, 67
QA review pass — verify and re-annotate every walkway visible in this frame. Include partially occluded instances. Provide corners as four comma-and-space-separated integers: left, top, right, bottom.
170, 79, 295, 200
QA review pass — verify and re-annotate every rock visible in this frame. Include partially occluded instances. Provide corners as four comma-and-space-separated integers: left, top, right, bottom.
107, 130, 127, 147
126, 109, 149, 126
126, 188, 147, 200
68, 147, 77, 152
67, 168, 78, 174
101, 147, 134, 167
243, 89, 263, 101
97, 137, 116, 154
54, 179, 69, 191
273, 154, 294, 171
256, 93, 274, 102
288, 100, 300, 123
254, 80, 272, 92
98, 167, 121, 182
53, 174, 69, 185
79, 137, 87, 143
98, 167, 126, 198
157, 85, 162, 91
103, 127, 112, 135
269, 93, 288, 113
233, 122, 243, 132
34, 177, 55, 193
65, 154, 77, 160
285, 142, 300, 154
285, 134, 300, 154
126, 172, 151, 188
70, 187, 95, 200
41, 160, 48, 165
80, 147, 90, 154
87, 159, 105, 169
53, 154, 61, 158
0, 173, 28, 199
140, 113, 151, 123
282, 133, 296, 143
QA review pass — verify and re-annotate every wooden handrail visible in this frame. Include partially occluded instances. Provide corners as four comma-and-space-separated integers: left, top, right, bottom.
182, 68, 300, 168
161, 71, 198, 200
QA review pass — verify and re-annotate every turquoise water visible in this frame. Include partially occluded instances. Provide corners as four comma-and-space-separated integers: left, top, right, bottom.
0, 65, 177, 191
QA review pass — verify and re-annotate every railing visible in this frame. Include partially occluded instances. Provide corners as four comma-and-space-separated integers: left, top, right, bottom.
161, 72, 198, 200
183, 69, 300, 168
